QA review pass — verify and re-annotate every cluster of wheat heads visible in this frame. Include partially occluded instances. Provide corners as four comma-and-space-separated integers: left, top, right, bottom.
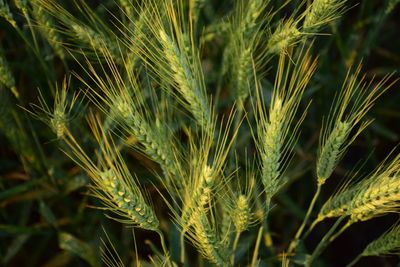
1, 0, 399, 266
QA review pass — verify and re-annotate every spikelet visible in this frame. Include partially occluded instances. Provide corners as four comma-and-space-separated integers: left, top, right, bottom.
0, 0, 16, 27
256, 48, 317, 205
63, 114, 160, 231
31, 0, 65, 59
303, 0, 347, 32
316, 64, 395, 185
266, 19, 301, 55
0, 49, 19, 98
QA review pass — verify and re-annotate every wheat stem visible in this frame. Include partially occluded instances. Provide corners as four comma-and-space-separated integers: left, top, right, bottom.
306, 216, 345, 267
288, 184, 322, 253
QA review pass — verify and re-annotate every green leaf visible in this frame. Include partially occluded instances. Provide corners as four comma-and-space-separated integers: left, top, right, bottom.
58, 232, 99, 267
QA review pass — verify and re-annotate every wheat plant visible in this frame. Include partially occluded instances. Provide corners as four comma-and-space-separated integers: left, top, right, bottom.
1, 0, 399, 266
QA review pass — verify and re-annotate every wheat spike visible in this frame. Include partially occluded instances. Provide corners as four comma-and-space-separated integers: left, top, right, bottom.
257, 48, 317, 205
267, 19, 301, 55
362, 223, 400, 257
159, 29, 212, 133
317, 64, 395, 185
31, 1, 65, 59
63, 114, 160, 231
0, 0, 17, 27
316, 121, 351, 184
303, 0, 347, 32
318, 153, 400, 223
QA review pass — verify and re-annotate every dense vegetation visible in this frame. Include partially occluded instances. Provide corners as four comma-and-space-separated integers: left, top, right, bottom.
1, 0, 400, 266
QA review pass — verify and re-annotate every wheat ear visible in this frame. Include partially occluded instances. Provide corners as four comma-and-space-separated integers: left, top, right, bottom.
63, 114, 160, 231
158, 28, 212, 133
266, 18, 301, 55
75, 49, 180, 183
303, 0, 347, 33
256, 48, 316, 207
318, 153, 400, 223
31, 0, 65, 59
0, 0, 17, 27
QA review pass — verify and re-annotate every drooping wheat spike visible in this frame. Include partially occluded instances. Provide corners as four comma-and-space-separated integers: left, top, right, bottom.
303, 0, 347, 33
316, 64, 395, 185
0, 0, 17, 27
318, 153, 400, 223
266, 18, 302, 55
75, 46, 180, 184
63, 114, 160, 232
31, 0, 65, 59
256, 47, 317, 206
0, 49, 19, 99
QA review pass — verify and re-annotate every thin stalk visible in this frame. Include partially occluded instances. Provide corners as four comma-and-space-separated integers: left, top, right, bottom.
289, 184, 322, 253
157, 230, 172, 267
180, 232, 185, 264
329, 220, 352, 242
306, 216, 345, 267
251, 226, 264, 267
230, 232, 241, 265
263, 201, 274, 249
347, 254, 362, 267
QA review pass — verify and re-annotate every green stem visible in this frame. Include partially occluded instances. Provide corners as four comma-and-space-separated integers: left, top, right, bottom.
157, 230, 172, 267
180, 231, 185, 264
306, 216, 345, 267
251, 226, 264, 267
347, 253, 363, 267
288, 183, 321, 253
230, 231, 241, 265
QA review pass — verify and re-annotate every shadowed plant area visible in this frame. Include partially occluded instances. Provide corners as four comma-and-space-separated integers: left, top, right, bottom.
1, 0, 400, 266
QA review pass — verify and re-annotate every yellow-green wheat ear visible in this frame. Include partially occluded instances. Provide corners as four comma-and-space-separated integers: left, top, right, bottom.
31, 0, 65, 59
303, 0, 348, 33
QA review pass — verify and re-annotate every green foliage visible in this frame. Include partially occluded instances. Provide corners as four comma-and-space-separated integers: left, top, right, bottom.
0, 0, 399, 266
